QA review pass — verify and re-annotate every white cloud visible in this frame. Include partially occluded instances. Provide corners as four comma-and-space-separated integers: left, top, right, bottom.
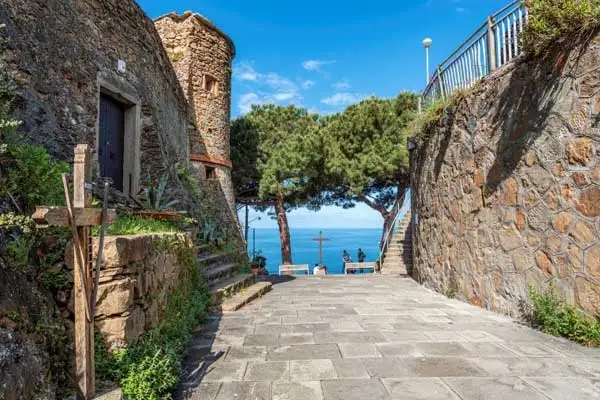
273, 92, 297, 101
234, 62, 259, 81
238, 93, 266, 114
332, 80, 350, 90
302, 80, 316, 89
302, 59, 336, 72
234, 62, 304, 113
321, 92, 369, 107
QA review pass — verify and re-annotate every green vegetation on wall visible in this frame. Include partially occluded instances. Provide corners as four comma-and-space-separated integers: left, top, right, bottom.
91, 214, 183, 236
529, 284, 600, 347
95, 235, 210, 400
521, 0, 600, 56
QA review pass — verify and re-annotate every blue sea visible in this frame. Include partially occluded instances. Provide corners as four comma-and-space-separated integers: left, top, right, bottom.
248, 228, 383, 275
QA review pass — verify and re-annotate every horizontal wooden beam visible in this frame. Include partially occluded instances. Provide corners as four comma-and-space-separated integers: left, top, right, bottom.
33, 206, 117, 227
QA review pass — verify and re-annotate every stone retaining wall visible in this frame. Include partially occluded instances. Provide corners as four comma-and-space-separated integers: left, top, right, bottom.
67, 233, 193, 345
411, 36, 600, 317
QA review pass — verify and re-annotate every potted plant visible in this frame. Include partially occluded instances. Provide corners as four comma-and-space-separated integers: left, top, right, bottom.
134, 173, 184, 221
250, 251, 267, 276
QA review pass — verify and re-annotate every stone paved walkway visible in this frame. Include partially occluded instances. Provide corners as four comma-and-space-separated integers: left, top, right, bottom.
179, 276, 600, 400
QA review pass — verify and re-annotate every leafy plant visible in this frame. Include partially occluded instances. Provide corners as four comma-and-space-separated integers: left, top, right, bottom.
529, 283, 600, 346
144, 173, 180, 212
95, 235, 211, 399
521, 0, 600, 56
3, 143, 70, 212
200, 218, 226, 248
6, 233, 34, 270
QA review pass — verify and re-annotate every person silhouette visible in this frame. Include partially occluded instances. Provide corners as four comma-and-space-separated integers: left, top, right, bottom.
342, 250, 352, 273
358, 248, 366, 263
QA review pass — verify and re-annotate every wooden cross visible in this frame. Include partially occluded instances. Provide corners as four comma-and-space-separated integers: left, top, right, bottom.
32, 144, 116, 400
311, 231, 330, 266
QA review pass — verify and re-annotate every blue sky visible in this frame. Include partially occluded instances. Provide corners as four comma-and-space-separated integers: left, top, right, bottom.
139, 0, 509, 228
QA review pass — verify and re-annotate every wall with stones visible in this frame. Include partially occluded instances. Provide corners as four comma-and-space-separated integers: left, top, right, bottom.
0, 0, 191, 194
155, 12, 239, 229
66, 233, 193, 345
411, 38, 600, 318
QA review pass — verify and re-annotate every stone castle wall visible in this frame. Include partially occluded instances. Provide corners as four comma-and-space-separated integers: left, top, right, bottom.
155, 12, 238, 226
411, 37, 600, 317
0, 0, 190, 195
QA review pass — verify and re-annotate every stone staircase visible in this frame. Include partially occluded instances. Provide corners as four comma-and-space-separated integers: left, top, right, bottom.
196, 244, 271, 311
380, 211, 413, 275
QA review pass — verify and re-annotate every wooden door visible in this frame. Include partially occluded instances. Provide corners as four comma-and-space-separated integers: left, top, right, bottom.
99, 94, 125, 191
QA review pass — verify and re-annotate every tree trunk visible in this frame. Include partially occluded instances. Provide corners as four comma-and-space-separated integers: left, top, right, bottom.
275, 191, 293, 264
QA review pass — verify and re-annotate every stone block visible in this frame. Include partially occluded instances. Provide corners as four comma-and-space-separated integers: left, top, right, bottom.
585, 244, 600, 276
501, 177, 518, 206
290, 359, 336, 380
552, 212, 571, 233
576, 187, 600, 217
96, 306, 145, 344
527, 165, 553, 193
95, 278, 135, 317
567, 138, 592, 165
321, 379, 390, 400
535, 251, 555, 277
567, 243, 584, 272
569, 219, 597, 249
498, 225, 522, 251
244, 361, 289, 381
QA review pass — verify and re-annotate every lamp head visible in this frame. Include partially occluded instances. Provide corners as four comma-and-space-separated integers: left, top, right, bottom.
423, 38, 432, 48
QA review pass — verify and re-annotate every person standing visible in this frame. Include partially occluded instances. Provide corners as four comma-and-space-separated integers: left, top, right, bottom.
342, 250, 352, 273
358, 248, 366, 263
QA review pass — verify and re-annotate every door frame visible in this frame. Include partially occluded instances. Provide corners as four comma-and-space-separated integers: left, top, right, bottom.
95, 77, 141, 197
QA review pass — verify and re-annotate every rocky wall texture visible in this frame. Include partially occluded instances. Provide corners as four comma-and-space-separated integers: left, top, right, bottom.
411, 36, 600, 318
0, 0, 190, 188
66, 233, 193, 345
155, 12, 239, 226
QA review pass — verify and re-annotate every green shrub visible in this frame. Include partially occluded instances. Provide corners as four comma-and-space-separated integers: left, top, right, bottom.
521, 0, 600, 56
3, 143, 69, 212
6, 234, 34, 270
529, 284, 600, 346
92, 215, 182, 236
95, 235, 210, 399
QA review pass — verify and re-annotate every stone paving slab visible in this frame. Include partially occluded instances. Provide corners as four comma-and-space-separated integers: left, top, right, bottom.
176, 276, 600, 399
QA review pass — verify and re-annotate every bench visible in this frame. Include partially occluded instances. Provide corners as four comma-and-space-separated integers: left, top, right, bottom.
344, 262, 376, 274
279, 264, 310, 276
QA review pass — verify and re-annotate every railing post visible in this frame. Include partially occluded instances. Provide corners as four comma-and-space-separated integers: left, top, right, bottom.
487, 16, 497, 72
437, 66, 445, 101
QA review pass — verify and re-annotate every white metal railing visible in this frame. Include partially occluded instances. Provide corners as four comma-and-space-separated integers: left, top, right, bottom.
377, 192, 405, 272
421, 0, 528, 108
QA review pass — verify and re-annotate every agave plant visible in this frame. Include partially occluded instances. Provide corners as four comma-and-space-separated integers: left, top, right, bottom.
201, 218, 227, 247
144, 172, 180, 211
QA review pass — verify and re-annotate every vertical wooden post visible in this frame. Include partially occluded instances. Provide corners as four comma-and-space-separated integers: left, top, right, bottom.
73, 144, 94, 400
487, 16, 497, 73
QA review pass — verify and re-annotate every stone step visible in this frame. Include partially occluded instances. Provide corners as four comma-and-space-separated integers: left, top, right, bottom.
219, 281, 272, 313
209, 273, 254, 305
204, 262, 237, 282
197, 252, 228, 265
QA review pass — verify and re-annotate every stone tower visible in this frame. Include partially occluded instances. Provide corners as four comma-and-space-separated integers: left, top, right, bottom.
154, 12, 237, 222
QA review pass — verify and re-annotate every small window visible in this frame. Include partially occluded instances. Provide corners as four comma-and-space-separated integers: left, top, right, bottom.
205, 166, 217, 180
203, 74, 218, 94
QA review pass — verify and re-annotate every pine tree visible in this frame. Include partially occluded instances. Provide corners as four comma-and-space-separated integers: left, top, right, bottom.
231, 105, 323, 264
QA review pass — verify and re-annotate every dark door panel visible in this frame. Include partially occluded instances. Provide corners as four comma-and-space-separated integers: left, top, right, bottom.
99, 94, 125, 191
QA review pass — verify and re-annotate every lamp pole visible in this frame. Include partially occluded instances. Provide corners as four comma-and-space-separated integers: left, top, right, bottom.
423, 38, 432, 84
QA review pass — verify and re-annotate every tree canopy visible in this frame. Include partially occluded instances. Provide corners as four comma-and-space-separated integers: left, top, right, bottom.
322, 92, 418, 233
231, 104, 323, 263
231, 92, 418, 263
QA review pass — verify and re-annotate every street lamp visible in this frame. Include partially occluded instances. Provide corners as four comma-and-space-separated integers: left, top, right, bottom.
423, 38, 432, 84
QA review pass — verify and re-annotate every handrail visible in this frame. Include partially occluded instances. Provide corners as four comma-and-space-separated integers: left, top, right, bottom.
377, 191, 405, 272
421, 0, 528, 108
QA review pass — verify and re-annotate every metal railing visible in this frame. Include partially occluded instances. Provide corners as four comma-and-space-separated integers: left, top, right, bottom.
421, 0, 528, 108
377, 191, 406, 272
